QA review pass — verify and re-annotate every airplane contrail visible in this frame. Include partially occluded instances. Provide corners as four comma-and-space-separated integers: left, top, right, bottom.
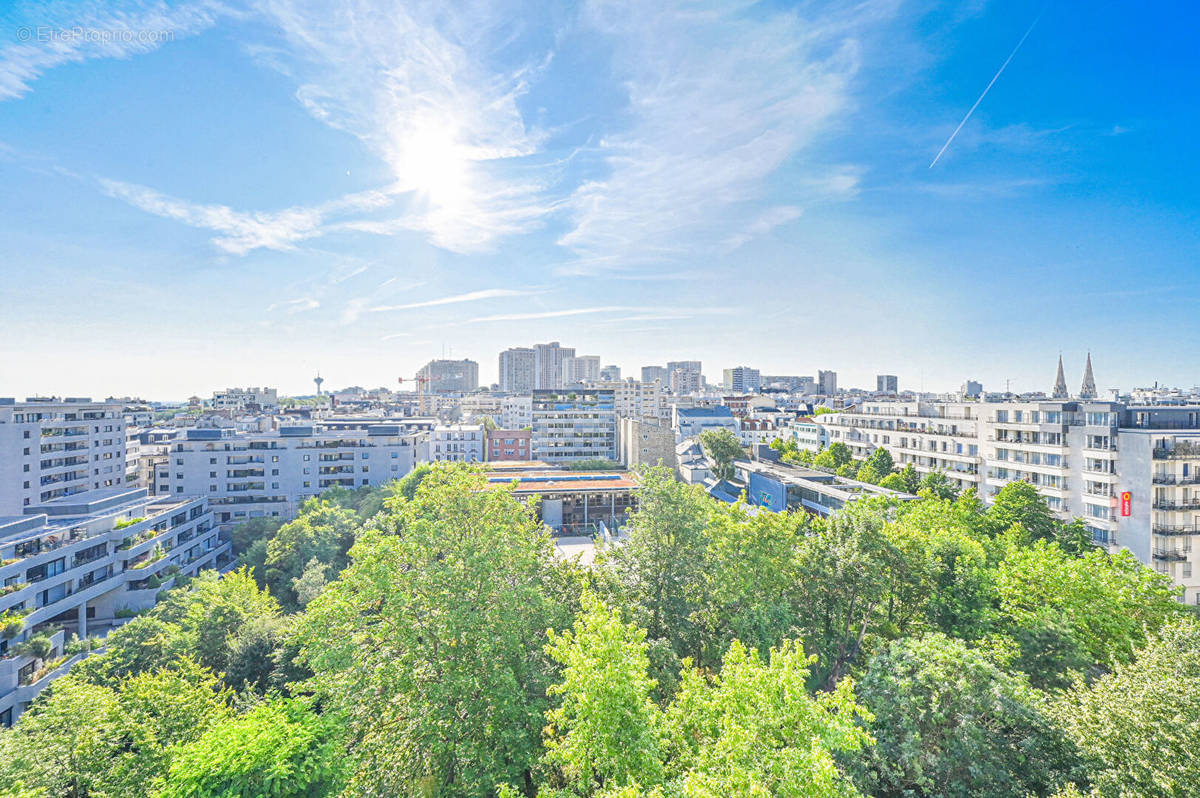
929, 10, 1045, 168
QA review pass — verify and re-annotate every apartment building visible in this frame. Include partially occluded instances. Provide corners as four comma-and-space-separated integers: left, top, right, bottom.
723, 366, 761, 393
641, 366, 668, 384
501, 395, 533, 430
430, 425, 484, 462
673, 405, 739, 441
531, 389, 617, 463
600, 365, 621, 382
818, 370, 838, 396
161, 425, 421, 527
0, 487, 229, 724
562, 355, 601, 385
593, 380, 668, 423
418, 359, 480, 393
876, 375, 898, 393
0, 398, 128, 515
486, 429, 531, 461
534, 342, 575, 390
667, 361, 702, 395
499, 348, 536, 393
814, 398, 1200, 604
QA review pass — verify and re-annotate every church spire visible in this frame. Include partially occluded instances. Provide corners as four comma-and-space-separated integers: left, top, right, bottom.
1052, 353, 1069, 399
1080, 352, 1097, 399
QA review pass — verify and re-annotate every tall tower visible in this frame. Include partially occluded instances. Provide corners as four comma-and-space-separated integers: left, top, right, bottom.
1052, 354, 1068, 399
313, 373, 324, 396
1080, 352, 1097, 399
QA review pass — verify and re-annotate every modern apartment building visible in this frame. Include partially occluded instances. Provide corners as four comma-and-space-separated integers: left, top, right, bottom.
600, 365, 621, 382
562, 355, 601, 385
876, 375, 898, 393
0, 487, 229, 724
813, 397, 1200, 604
593, 380, 668, 423
641, 366, 668, 384
161, 425, 421, 527
501, 395, 533, 430
673, 405, 738, 441
534, 342, 575, 390
418, 359, 480, 393
723, 366, 762, 393
531, 389, 617, 463
0, 398, 128, 515
430, 425, 485, 462
818, 370, 838, 396
498, 348, 536, 393
667, 361, 702, 395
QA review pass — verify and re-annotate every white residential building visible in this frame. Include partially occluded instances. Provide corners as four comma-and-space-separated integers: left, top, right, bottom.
0, 487, 230, 725
600, 365, 621, 382
498, 348, 536, 393
562, 355, 601, 385
161, 424, 421, 527
0, 398, 128, 515
534, 342, 575, 390
723, 366, 761, 393
430, 425, 485, 462
501, 396, 533, 429
593, 380, 668, 423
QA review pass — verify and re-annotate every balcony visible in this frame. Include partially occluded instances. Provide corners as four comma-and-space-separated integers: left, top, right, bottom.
1153, 525, 1200, 536
1152, 474, 1200, 486
1153, 500, 1200, 512
1152, 548, 1189, 561
1153, 444, 1200, 460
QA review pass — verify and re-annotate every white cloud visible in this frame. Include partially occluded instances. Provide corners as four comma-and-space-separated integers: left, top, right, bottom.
98, 177, 397, 255
558, 0, 885, 268
467, 306, 653, 323
259, 0, 559, 253
369, 288, 544, 313
0, 1, 232, 101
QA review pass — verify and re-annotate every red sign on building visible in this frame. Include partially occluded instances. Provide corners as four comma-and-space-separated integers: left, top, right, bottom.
1120, 491, 1132, 517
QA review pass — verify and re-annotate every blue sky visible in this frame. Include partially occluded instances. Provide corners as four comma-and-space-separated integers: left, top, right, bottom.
1, 0, 1197, 399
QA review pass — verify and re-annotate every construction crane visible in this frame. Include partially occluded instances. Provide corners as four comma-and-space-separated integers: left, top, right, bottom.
397, 375, 435, 415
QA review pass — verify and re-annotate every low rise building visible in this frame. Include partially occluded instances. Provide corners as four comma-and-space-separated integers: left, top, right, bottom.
486, 429, 532, 461
673, 405, 738, 441
618, 418, 674, 469
483, 465, 638, 535
431, 425, 485, 462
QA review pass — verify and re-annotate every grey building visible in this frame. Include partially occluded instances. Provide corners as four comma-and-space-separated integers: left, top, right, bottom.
876, 375, 898, 393
600, 365, 622, 382
641, 366, 668, 384
723, 366, 762, 393
534, 342, 575, 390
818, 370, 838, 396
418, 359, 479, 393
531, 389, 617, 463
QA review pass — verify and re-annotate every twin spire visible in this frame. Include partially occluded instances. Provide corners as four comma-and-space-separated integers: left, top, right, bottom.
1051, 353, 1096, 399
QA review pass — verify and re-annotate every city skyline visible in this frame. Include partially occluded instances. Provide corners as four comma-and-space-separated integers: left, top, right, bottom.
3, 1, 1200, 398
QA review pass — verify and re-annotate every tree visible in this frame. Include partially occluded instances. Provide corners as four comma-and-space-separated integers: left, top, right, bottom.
986, 481, 1059, 542
540, 592, 662, 796
855, 462, 882, 484
605, 467, 714, 663
854, 634, 1080, 798
814, 442, 853, 471
863, 447, 894, 477
294, 465, 573, 795
263, 500, 359, 609
291, 557, 330, 607
1054, 617, 1200, 797
698, 429, 742, 481
0, 661, 230, 797
659, 640, 871, 795
918, 470, 958, 500
878, 472, 907, 492
994, 540, 1183, 670
160, 698, 345, 798
898, 463, 920, 494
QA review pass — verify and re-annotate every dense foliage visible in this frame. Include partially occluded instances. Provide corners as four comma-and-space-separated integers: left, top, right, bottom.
0, 463, 1194, 798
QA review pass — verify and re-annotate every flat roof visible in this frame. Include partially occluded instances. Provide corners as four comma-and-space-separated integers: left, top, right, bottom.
24, 487, 149, 517
486, 470, 638, 493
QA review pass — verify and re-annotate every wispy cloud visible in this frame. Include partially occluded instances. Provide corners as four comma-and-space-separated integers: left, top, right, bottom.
369, 288, 544, 313
267, 297, 320, 314
467, 306, 653, 323
99, 177, 398, 255
557, 0, 886, 269
0, 0, 231, 101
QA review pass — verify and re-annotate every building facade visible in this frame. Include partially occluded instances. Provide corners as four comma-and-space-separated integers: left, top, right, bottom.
418, 359, 480, 393
0, 487, 230, 725
486, 429, 532, 461
162, 425, 420, 527
723, 366, 762, 393
430, 425, 485, 462
600, 365, 621, 382
534, 342, 575, 390
618, 417, 675, 469
0, 398, 128, 515
641, 366, 668, 384
818, 370, 838, 396
531, 389, 617, 463
562, 355, 601, 385
498, 348, 536, 393
876, 375, 898, 393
